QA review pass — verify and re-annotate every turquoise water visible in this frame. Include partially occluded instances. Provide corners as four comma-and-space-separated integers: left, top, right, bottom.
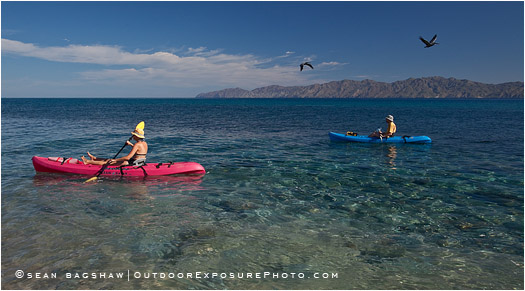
2, 98, 523, 289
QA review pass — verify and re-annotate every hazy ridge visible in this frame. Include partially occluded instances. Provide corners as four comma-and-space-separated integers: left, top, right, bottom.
196, 77, 524, 98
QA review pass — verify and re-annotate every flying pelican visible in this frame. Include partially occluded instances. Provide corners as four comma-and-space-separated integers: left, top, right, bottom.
419, 34, 439, 48
300, 62, 314, 71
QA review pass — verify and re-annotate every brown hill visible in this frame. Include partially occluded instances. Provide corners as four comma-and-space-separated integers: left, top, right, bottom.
195, 77, 524, 98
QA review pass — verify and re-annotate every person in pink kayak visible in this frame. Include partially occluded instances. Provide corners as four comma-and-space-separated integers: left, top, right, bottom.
81, 127, 148, 166
369, 115, 397, 138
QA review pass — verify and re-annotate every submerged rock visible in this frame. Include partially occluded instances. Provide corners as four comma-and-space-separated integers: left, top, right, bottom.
214, 200, 258, 213
361, 238, 407, 259
85, 199, 126, 216
170, 226, 219, 255
177, 227, 217, 242
361, 244, 406, 259
159, 242, 182, 260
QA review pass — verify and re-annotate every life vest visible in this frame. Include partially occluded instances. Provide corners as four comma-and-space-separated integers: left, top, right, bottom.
387, 122, 397, 135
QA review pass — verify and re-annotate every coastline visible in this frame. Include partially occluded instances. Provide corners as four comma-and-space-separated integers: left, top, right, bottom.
195, 77, 524, 99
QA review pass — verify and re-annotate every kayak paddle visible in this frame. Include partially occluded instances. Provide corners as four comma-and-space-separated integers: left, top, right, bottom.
84, 121, 145, 183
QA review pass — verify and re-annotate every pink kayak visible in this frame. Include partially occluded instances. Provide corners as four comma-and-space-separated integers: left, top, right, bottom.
32, 156, 206, 177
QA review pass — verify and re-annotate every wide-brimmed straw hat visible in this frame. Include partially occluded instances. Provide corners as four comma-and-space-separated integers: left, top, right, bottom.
386, 115, 394, 122
131, 128, 145, 139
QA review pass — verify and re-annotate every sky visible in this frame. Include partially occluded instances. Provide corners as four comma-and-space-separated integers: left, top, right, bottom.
1, 1, 524, 98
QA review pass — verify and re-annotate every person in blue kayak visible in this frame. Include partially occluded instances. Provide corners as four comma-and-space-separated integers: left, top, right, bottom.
81, 127, 148, 166
369, 115, 396, 138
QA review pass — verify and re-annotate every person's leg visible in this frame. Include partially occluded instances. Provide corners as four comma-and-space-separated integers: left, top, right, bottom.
87, 152, 107, 161
81, 156, 109, 165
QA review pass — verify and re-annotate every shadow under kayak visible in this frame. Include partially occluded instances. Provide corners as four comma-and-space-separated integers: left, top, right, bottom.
32, 156, 206, 177
329, 132, 431, 144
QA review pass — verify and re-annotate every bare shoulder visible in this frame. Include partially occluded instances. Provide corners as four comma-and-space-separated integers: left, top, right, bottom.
139, 141, 148, 151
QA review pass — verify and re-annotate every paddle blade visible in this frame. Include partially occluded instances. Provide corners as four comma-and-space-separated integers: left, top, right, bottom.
136, 121, 145, 130
84, 176, 99, 183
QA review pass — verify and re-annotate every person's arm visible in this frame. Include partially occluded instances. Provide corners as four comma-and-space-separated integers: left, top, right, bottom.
110, 144, 139, 163
382, 132, 393, 138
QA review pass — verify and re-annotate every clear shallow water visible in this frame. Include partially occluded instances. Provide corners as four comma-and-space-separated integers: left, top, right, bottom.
2, 98, 523, 289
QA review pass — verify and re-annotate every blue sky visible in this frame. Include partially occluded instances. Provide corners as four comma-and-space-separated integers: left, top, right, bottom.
1, 1, 523, 97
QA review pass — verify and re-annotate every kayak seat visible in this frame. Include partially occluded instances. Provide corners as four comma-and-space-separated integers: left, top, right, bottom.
129, 158, 146, 167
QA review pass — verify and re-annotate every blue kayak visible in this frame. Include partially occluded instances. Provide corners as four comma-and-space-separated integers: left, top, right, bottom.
329, 132, 431, 144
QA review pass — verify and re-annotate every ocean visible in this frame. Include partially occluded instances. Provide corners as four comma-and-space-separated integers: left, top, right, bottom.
1, 98, 523, 289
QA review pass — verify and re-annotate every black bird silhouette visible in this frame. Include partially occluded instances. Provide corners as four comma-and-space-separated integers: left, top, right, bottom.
419, 34, 439, 48
300, 62, 314, 71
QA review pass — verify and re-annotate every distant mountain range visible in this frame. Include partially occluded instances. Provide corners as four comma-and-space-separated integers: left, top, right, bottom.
196, 77, 524, 98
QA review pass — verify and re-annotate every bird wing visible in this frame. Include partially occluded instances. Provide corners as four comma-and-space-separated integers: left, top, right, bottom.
305, 62, 314, 69
430, 34, 438, 44
300, 64, 304, 71
419, 36, 431, 46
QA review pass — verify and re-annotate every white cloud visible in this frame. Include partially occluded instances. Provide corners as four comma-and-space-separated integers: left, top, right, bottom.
185, 46, 224, 57
2, 38, 322, 93
275, 51, 295, 59
354, 75, 376, 79
315, 61, 348, 71
318, 61, 346, 67
187, 46, 207, 54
